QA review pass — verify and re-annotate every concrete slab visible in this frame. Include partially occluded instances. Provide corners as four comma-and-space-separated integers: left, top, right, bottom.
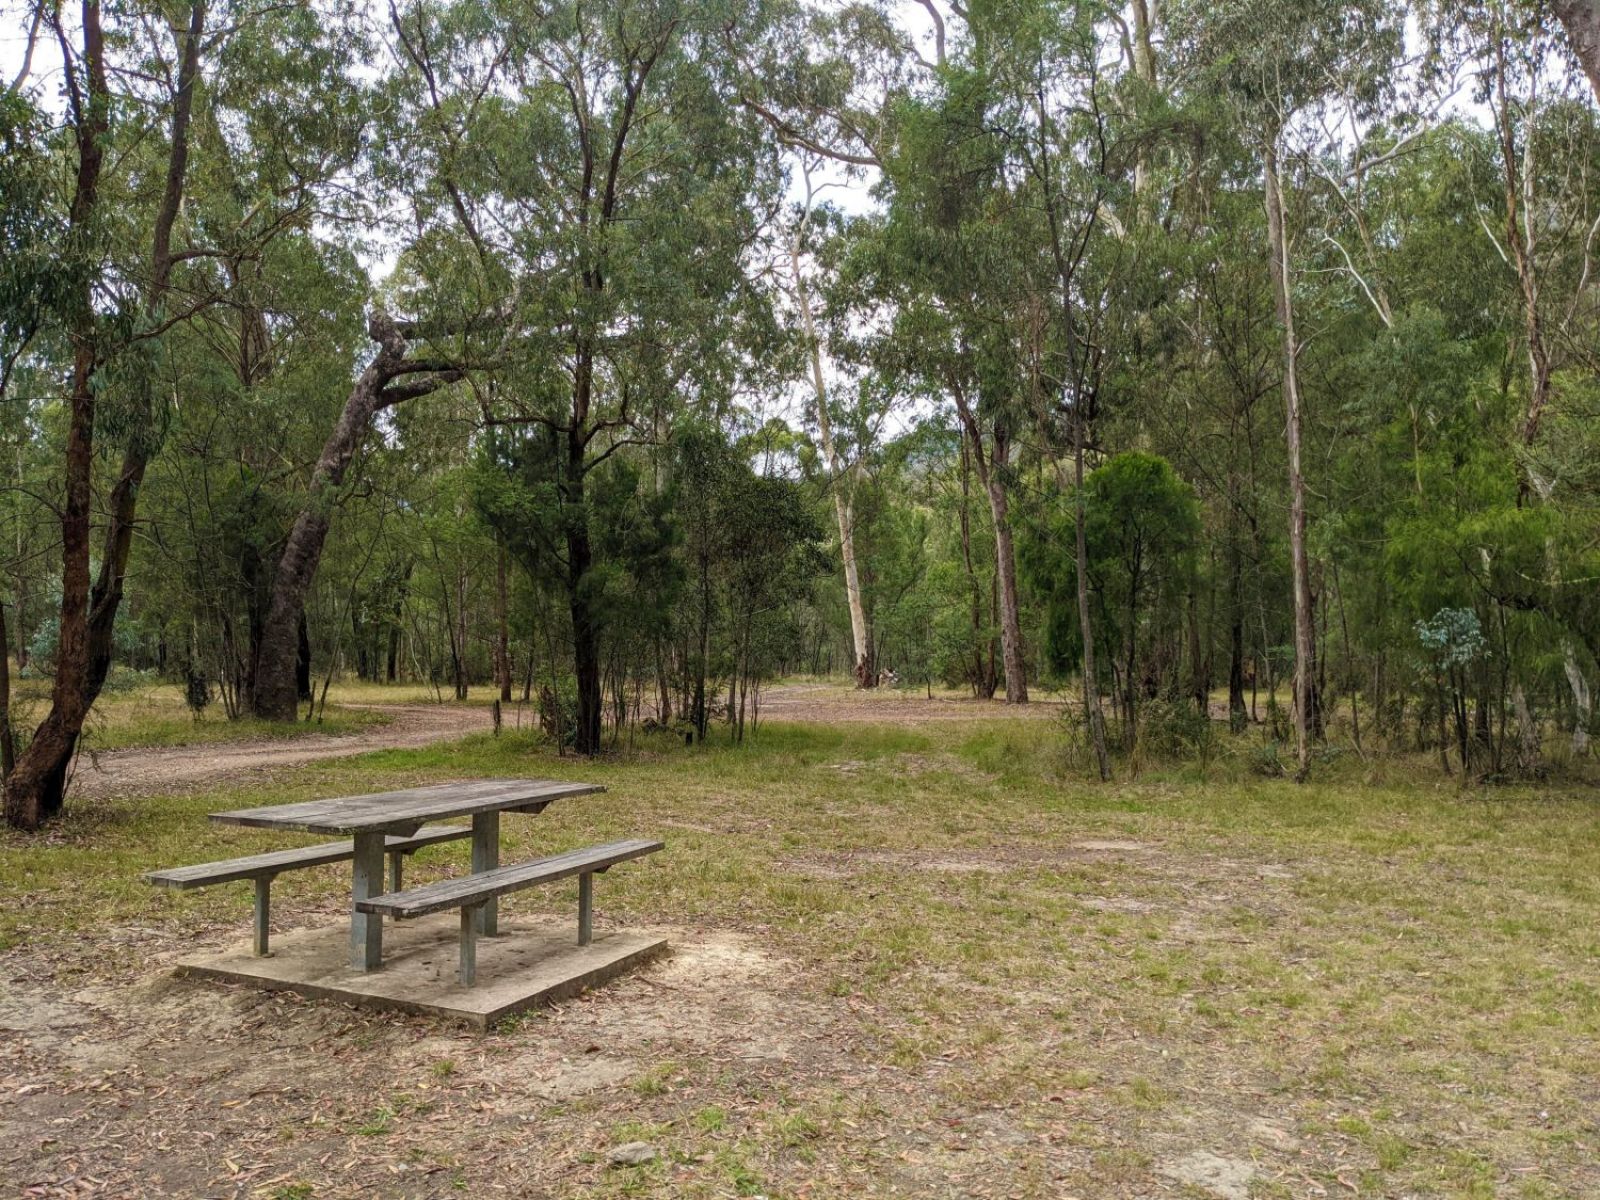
174, 915, 669, 1028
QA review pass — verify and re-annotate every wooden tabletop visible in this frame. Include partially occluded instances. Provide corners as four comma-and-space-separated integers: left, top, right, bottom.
208, 778, 604, 835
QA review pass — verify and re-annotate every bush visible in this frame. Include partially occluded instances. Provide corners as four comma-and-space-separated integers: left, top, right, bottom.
183, 666, 211, 716
1135, 698, 1216, 760
535, 680, 580, 747
101, 666, 161, 695
1248, 738, 1288, 778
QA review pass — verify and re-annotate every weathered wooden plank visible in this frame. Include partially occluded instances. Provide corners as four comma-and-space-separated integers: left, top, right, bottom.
216, 780, 570, 827
357, 839, 664, 919
145, 825, 471, 889
212, 781, 527, 828
208, 779, 603, 834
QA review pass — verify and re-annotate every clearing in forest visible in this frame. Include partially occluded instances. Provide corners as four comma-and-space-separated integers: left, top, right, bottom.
1, 695, 1598, 1199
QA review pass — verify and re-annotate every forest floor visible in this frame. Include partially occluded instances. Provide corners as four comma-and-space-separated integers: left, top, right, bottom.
2, 692, 1599, 1199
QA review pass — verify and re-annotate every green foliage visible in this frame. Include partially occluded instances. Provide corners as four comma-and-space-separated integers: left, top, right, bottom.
1024, 453, 1200, 701
1416, 609, 1488, 672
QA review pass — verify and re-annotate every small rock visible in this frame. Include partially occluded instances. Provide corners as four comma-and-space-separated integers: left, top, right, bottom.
606, 1142, 659, 1168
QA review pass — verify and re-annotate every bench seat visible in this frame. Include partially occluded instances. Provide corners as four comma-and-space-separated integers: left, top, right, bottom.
146, 825, 470, 956
357, 838, 663, 986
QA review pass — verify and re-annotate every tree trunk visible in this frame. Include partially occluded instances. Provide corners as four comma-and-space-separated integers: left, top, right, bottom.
1492, 36, 1553, 466
789, 194, 872, 687
1227, 522, 1248, 733
251, 315, 459, 720
0, 601, 14, 781
986, 463, 1029, 704
1128, 0, 1158, 206
1187, 588, 1207, 715
1564, 644, 1591, 755
566, 419, 603, 755
11, 444, 26, 671
1511, 681, 1540, 769
1492, 29, 1583, 750
1073, 416, 1111, 778
386, 562, 411, 684
453, 570, 469, 700
692, 540, 712, 741
957, 430, 996, 699
495, 539, 512, 703
950, 386, 1027, 703
1263, 137, 1317, 779
295, 613, 313, 704
352, 606, 370, 681
1554, 1, 1600, 105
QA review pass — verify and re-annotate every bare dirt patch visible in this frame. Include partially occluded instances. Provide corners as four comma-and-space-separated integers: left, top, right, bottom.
1072, 838, 1152, 852
1157, 1149, 1255, 1199
70, 704, 492, 800
0, 925, 851, 1198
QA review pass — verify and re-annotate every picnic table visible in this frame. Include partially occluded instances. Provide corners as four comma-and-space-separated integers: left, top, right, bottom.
207, 778, 603, 971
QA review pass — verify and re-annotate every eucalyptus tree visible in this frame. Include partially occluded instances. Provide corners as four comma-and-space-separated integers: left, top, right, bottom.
248, 312, 467, 720
2, 0, 373, 828
788, 162, 878, 687
0, 87, 58, 780
1167, 0, 1404, 778
1472, 7, 1600, 751
980, 0, 1145, 768
863, 23, 1032, 706
728, 1, 941, 693
384, 0, 779, 754
863, 1, 1143, 732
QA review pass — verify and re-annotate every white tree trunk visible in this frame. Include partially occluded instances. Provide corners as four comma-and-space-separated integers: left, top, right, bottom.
789, 196, 872, 686
1264, 138, 1316, 778
1564, 645, 1591, 755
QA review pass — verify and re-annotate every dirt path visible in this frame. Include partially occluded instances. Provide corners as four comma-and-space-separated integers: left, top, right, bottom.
758, 682, 1069, 725
72, 704, 492, 800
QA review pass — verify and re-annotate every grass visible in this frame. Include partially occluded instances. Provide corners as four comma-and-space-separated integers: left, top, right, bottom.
3, 713, 1600, 1196
6, 676, 422, 751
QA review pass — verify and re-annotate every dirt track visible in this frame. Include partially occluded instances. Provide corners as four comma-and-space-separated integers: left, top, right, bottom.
71, 704, 493, 800
757, 682, 1068, 725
